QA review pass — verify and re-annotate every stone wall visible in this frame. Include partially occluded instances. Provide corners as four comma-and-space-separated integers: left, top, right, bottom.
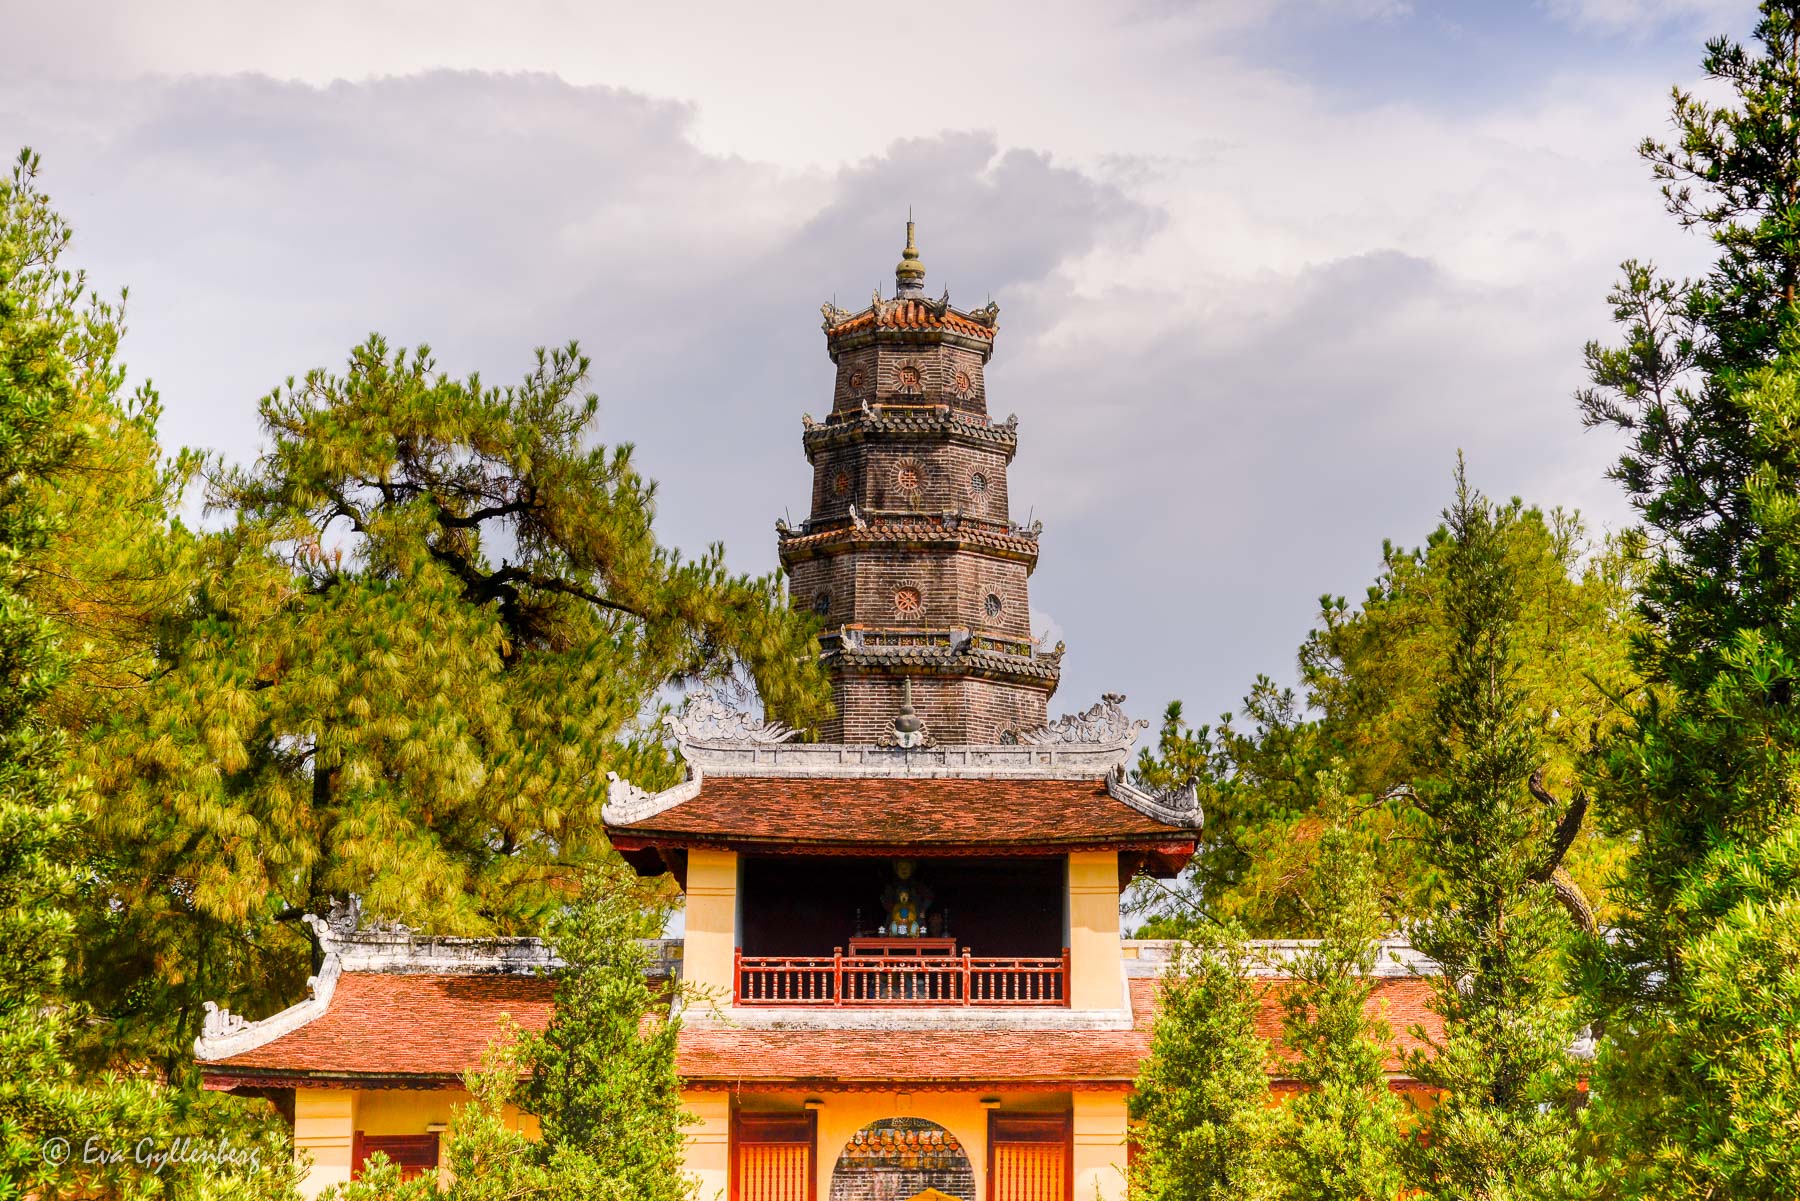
787, 549, 1034, 641
830, 344, 989, 417
823, 672, 1050, 745
807, 439, 1014, 523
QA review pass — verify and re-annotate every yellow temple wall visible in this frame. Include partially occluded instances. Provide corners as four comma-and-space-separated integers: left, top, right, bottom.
686, 1090, 732, 1201
294, 1089, 356, 1198
1072, 1092, 1129, 1201
1067, 851, 1123, 1010
684, 848, 740, 1002
291, 1086, 538, 1199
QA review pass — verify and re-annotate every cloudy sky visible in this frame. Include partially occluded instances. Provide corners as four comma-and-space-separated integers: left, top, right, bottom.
3, 0, 1749, 730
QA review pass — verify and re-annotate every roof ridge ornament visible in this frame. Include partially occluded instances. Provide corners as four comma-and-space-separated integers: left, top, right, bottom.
1017, 693, 1146, 747
1105, 763, 1204, 829
663, 686, 803, 746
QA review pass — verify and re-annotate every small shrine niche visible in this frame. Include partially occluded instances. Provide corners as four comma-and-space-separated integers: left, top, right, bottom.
875, 859, 944, 939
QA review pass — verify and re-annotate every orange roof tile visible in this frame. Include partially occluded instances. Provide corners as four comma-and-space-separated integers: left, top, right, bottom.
199, 969, 1442, 1088
205, 973, 552, 1079
606, 776, 1195, 850
827, 300, 997, 341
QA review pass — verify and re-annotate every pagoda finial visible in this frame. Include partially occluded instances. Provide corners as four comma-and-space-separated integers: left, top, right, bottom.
893, 677, 925, 747
895, 215, 925, 297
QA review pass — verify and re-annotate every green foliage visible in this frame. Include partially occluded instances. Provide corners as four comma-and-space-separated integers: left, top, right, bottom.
1129, 929, 1275, 1201
1, 147, 299, 1201
320, 1038, 556, 1201
1575, 6, 1800, 1195
1400, 467, 1587, 1201
1133, 498, 1634, 936
526, 865, 689, 1201
1269, 772, 1403, 1201
322, 866, 690, 1201
79, 329, 832, 1065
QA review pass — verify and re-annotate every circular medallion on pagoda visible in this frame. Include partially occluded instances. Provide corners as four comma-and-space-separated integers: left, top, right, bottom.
968, 471, 989, 501
813, 590, 832, 616
984, 592, 1003, 618
832, 470, 852, 496
952, 369, 974, 399
847, 368, 867, 393
893, 587, 923, 617
896, 362, 923, 394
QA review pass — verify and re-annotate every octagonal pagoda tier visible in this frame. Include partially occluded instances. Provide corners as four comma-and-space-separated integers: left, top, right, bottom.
785, 223, 1061, 744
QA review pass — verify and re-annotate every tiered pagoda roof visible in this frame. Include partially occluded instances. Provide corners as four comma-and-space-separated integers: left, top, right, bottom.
600, 692, 1203, 876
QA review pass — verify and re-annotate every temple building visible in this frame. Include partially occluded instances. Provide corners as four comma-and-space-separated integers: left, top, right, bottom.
195, 229, 1440, 1200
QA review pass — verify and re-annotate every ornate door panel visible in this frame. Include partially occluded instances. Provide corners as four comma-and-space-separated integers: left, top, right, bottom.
988, 1114, 1070, 1201
735, 1112, 817, 1201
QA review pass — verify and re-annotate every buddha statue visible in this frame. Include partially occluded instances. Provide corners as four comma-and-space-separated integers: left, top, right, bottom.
881, 859, 934, 937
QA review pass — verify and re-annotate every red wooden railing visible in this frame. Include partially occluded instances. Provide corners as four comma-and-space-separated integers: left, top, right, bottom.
734, 947, 1070, 1006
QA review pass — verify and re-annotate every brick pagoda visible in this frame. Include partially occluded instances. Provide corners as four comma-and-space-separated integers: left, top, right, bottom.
785, 222, 1060, 743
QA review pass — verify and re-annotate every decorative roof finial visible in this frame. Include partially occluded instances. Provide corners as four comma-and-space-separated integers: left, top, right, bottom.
895, 214, 926, 297
893, 676, 925, 748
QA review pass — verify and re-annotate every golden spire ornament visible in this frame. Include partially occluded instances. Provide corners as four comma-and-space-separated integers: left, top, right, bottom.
894, 214, 926, 296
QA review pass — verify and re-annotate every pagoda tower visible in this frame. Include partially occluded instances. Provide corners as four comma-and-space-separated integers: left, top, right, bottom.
782, 223, 1062, 743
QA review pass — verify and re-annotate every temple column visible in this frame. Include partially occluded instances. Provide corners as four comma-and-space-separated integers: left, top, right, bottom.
685, 849, 740, 1003
293, 1088, 355, 1198
1072, 1093, 1128, 1201
1068, 851, 1122, 1010
684, 1091, 732, 1201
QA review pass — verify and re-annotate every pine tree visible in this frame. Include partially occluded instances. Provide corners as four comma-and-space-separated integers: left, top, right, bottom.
1132, 504, 1634, 937
1270, 771, 1403, 1201
1400, 466, 1587, 1201
1, 148, 300, 1201
1129, 929, 1275, 1201
80, 331, 833, 1066
1574, 6, 1800, 1194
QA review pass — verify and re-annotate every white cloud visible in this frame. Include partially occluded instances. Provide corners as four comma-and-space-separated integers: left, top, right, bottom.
1542, 0, 1745, 36
0, 2, 1716, 722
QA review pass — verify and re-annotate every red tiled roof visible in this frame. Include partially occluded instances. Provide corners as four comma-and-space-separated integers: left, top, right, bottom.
827, 300, 997, 341
200, 969, 1441, 1087
205, 973, 553, 1078
607, 776, 1195, 849
676, 1025, 1148, 1087
685, 975, 1441, 1088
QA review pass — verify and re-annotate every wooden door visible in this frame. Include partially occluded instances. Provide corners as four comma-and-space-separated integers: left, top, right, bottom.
988, 1113, 1071, 1201
734, 1111, 817, 1201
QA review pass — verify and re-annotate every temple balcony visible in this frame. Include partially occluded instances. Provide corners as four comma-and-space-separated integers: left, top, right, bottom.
730, 854, 1069, 1008
735, 943, 1069, 1007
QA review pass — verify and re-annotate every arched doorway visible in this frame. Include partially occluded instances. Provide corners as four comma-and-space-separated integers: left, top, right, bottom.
827, 1117, 975, 1201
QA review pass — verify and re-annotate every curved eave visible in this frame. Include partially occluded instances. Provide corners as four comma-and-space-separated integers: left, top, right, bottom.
611, 833, 1196, 868
825, 645, 1063, 688
825, 325, 997, 363
802, 412, 1019, 461
203, 1068, 466, 1092
778, 524, 1041, 568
